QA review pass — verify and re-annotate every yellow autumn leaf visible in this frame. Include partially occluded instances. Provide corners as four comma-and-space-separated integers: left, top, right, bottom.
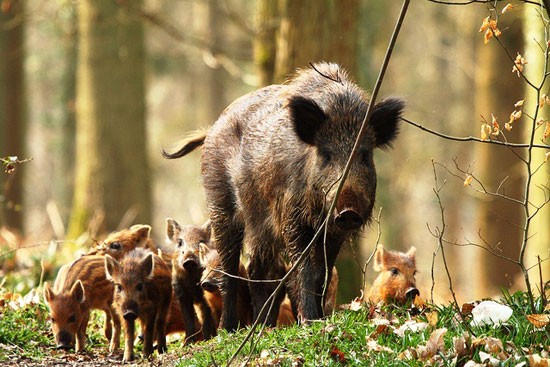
545, 122, 550, 140
514, 99, 524, 108
464, 175, 473, 187
541, 94, 547, 108
502, 3, 514, 14
479, 16, 490, 33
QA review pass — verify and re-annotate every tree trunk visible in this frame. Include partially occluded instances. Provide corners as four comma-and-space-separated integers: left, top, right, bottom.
254, 0, 278, 86
68, 0, 151, 238
523, 6, 550, 286
0, 0, 26, 234
274, 0, 358, 83
474, 14, 524, 296
273, 0, 360, 304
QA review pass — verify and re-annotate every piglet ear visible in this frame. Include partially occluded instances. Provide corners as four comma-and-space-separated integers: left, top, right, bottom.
71, 280, 86, 304
406, 246, 416, 267
166, 218, 181, 242
104, 255, 120, 281
288, 96, 327, 145
141, 253, 155, 280
43, 282, 54, 304
373, 245, 386, 272
369, 97, 404, 148
130, 224, 151, 246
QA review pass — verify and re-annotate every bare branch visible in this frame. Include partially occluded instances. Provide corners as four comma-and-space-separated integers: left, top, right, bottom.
402, 117, 550, 150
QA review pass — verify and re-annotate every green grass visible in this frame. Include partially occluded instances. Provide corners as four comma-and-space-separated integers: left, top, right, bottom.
0, 290, 547, 366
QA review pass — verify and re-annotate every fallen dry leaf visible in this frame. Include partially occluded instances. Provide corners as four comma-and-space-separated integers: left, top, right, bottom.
527, 354, 550, 367
366, 339, 394, 353
453, 335, 468, 359
427, 311, 438, 327
426, 328, 447, 354
526, 314, 550, 328
461, 302, 477, 315
479, 351, 500, 367
329, 345, 346, 363
393, 320, 428, 337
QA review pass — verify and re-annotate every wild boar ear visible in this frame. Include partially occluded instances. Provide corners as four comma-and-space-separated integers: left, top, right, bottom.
369, 97, 404, 148
141, 254, 155, 279
104, 255, 120, 281
406, 246, 416, 266
43, 282, 54, 304
201, 220, 212, 242
166, 218, 181, 242
71, 280, 86, 304
131, 224, 151, 245
288, 96, 327, 145
373, 245, 385, 272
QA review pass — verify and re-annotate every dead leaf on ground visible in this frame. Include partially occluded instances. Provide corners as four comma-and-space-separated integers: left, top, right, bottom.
427, 311, 438, 327
453, 335, 468, 359
393, 320, 428, 337
527, 354, 550, 367
329, 345, 346, 363
461, 302, 477, 315
366, 340, 394, 354
426, 328, 447, 354
527, 314, 550, 328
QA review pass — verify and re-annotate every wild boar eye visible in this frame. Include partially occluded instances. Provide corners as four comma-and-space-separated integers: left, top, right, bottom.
116, 284, 123, 292
390, 268, 399, 276
136, 283, 144, 292
68, 314, 76, 323
177, 239, 183, 248
109, 242, 122, 250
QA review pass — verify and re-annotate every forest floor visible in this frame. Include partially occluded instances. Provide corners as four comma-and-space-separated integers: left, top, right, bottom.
0, 289, 549, 366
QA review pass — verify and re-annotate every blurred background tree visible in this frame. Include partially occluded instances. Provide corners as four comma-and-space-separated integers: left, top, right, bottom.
1, 0, 548, 303
67, 0, 151, 239
0, 0, 26, 234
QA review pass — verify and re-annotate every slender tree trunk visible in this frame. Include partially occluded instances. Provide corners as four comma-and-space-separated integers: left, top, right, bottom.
254, 0, 278, 86
68, 0, 151, 238
474, 14, 524, 296
0, 0, 26, 234
273, 0, 360, 304
523, 6, 550, 285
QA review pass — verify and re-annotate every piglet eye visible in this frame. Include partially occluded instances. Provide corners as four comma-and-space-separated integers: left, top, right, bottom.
136, 283, 144, 292
68, 314, 76, 323
177, 239, 183, 248
50, 317, 56, 323
390, 268, 399, 276
109, 242, 122, 250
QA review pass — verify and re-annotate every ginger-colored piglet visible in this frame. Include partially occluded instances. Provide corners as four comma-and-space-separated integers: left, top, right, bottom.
368, 245, 419, 305
105, 249, 171, 362
44, 256, 121, 353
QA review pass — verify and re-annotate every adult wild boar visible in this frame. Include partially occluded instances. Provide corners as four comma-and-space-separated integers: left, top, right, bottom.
164, 62, 403, 330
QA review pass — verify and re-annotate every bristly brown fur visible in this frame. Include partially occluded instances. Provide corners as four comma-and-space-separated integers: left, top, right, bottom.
169, 62, 404, 330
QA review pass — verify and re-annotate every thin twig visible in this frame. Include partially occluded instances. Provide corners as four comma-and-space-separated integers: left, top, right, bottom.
402, 117, 550, 150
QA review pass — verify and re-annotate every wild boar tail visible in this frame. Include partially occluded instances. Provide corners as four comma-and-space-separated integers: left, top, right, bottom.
162, 130, 206, 159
